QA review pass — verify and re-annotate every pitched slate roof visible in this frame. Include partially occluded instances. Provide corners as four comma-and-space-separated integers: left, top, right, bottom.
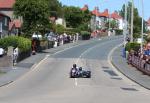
0, 0, 15, 9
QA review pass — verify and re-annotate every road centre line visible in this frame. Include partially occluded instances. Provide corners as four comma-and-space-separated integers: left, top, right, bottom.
75, 38, 121, 86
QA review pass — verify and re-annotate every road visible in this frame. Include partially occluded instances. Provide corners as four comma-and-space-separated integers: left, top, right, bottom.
0, 36, 150, 103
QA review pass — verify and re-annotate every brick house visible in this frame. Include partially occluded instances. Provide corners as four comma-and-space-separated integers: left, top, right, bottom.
0, 12, 11, 38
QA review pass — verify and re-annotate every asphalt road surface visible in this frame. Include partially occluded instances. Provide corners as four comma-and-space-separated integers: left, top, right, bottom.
0, 36, 150, 103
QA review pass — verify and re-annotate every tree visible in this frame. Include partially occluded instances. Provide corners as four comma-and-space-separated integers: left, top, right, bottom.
13, 0, 50, 36
46, 0, 63, 18
63, 6, 91, 31
119, 1, 146, 39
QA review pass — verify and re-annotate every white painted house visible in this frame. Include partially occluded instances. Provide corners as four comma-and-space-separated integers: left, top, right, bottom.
55, 18, 66, 27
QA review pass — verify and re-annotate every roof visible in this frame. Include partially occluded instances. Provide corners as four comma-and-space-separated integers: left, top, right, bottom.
81, 5, 88, 11
99, 9, 109, 17
111, 12, 122, 19
0, 0, 15, 9
0, 12, 10, 18
91, 7, 100, 16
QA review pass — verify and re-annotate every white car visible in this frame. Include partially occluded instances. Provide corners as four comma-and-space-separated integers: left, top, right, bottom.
0, 48, 4, 56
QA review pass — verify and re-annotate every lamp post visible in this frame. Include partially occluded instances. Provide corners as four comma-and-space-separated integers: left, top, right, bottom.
130, 0, 134, 42
123, 0, 128, 47
141, 0, 144, 53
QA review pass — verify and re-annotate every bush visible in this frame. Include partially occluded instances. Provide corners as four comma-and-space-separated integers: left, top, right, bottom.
115, 29, 123, 35
125, 42, 140, 52
80, 31, 91, 40
133, 33, 141, 39
55, 24, 65, 34
0, 36, 31, 52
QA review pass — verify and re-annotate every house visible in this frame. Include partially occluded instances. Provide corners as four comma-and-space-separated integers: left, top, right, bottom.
81, 5, 88, 11
147, 18, 150, 31
0, 0, 16, 19
81, 5, 124, 32
0, 12, 11, 38
0, 0, 22, 36
55, 18, 66, 27
111, 12, 123, 30
9, 19, 22, 35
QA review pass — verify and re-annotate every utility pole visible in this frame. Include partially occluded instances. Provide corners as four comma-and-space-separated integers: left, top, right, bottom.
123, 1, 128, 47
131, 0, 134, 42
141, 0, 144, 53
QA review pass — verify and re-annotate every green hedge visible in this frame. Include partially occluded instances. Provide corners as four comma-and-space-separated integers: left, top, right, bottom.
0, 36, 31, 52
125, 42, 140, 52
80, 31, 91, 40
115, 29, 123, 35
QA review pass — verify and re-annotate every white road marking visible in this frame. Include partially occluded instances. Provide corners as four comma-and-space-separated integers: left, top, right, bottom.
107, 43, 146, 91
75, 78, 78, 86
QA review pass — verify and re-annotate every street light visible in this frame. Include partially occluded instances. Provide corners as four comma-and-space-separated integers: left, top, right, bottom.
141, 0, 144, 53
123, 0, 128, 47
130, 0, 134, 42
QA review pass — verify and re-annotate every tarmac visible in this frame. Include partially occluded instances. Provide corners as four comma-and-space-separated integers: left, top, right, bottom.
0, 40, 85, 87
0, 39, 150, 90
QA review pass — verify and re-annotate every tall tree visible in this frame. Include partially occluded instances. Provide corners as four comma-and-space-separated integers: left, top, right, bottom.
119, 1, 146, 39
13, 0, 50, 36
46, 0, 63, 18
63, 6, 91, 30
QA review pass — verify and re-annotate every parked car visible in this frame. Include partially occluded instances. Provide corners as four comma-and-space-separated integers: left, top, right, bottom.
0, 48, 4, 57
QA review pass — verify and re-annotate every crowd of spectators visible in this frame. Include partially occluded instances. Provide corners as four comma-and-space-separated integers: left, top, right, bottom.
128, 42, 150, 66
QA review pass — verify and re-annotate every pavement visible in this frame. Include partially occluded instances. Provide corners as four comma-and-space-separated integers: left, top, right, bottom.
111, 45, 150, 90
0, 40, 86, 87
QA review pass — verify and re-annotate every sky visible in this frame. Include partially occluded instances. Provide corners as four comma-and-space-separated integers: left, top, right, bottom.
59, 0, 150, 21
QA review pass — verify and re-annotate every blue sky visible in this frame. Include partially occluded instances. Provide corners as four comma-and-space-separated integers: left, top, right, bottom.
59, 0, 150, 21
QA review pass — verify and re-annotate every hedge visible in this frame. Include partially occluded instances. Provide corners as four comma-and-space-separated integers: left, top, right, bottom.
115, 29, 123, 35
80, 31, 91, 40
125, 42, 140, 52
0, 36, 31, 52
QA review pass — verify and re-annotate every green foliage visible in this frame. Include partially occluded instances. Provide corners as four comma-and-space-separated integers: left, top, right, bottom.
125, 42, 140, 52
63, 6, 91, 30
80, 31, 90, 36
115, 29, 123, 35
0, 36, 31, 52
13, 0, 50, 36
55, 24, 65, 34
111, 20, 118, 29
46, 0, 63, 17
145, 34, 150, 42
133, 33, 141, 39
119, 1, 146, 35
80, 31, 91, 40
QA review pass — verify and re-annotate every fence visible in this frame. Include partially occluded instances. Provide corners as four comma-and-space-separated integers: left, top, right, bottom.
127, 55, 150, 75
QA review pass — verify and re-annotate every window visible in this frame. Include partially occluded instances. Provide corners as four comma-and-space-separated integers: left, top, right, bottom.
4, 17, 7, 26
0, 22, 2, 32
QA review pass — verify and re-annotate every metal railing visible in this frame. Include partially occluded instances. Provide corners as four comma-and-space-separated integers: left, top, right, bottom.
127, 55, 150, 75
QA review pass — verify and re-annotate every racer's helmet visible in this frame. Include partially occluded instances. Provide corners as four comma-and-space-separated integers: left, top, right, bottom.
79, 67, 82, 71
73, 64, 77, 68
